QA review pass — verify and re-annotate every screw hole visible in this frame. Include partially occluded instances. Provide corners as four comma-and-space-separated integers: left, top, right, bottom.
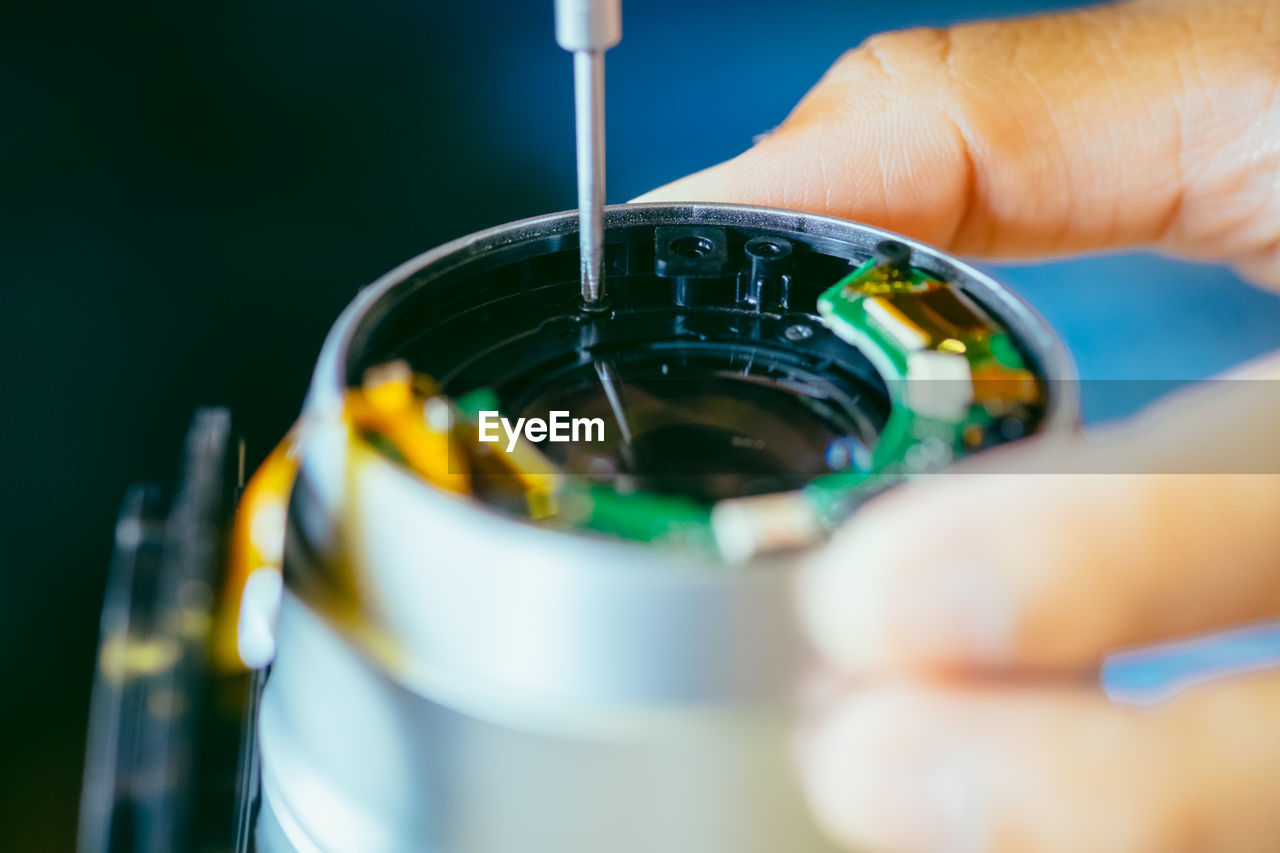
670, 236, 715, 258
746, 236, 792, 259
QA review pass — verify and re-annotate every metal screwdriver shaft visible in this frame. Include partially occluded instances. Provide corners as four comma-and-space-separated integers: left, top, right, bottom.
555, 0, 621, 306
573, 51, 606, 304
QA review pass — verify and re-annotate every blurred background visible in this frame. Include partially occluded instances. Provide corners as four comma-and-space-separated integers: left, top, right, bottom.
6, 0, 1280, 847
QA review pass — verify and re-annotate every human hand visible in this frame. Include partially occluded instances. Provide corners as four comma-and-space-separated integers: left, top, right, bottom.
642, 1, 1280, 850
639, 0, 1280, 287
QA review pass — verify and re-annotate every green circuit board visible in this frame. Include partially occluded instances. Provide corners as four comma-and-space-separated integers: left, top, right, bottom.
801, 253, 1041, 527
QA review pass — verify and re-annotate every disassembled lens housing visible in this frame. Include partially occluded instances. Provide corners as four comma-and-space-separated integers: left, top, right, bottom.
241, 203, 1073, 853
81, 203, 1075, 853
272, 203, 1059, 556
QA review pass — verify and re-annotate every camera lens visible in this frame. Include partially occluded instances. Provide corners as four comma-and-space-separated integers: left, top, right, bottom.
167, 204, 1073, 853
515, 345, 882, 504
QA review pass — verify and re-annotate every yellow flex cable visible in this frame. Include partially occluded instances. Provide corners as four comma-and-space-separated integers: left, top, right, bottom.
214, 362, 471, 672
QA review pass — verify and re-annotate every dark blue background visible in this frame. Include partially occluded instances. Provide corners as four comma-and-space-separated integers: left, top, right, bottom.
5, 0, 1280, 846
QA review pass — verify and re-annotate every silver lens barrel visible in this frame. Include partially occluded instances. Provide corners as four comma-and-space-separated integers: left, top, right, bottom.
257, 203, 1076, 853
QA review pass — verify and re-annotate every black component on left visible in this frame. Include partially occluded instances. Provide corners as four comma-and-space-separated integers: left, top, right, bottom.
79, 409, 260, 853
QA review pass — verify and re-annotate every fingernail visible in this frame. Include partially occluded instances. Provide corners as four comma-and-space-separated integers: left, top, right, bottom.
799, 702, 989, 852
895, 561, 1017, 666
798, 549, 888, 672
799, 524, 1015, 670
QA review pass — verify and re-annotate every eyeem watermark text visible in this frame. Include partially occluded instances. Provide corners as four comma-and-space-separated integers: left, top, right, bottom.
477, 411, 605, 452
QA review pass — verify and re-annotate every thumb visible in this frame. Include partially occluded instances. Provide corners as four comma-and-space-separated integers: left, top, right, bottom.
635, 0, 1280, 285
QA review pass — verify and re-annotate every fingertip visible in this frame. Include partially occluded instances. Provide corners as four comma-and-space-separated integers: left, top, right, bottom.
797, 494, 916, 674
796, 685, 989, 853
799, 676, 1280, 853
798, 479, 1017, 675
